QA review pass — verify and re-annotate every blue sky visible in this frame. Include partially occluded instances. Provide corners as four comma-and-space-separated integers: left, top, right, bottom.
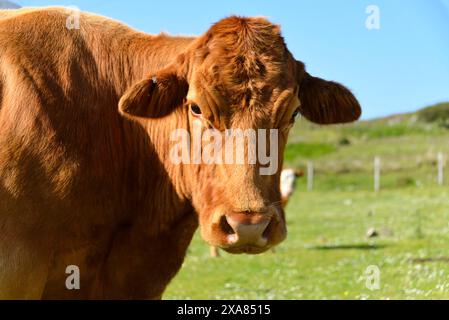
16, 0, 449, 119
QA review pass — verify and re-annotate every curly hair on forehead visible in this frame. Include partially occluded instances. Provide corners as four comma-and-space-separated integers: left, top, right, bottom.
209, 16, 284, 46
192, 16, 291, 108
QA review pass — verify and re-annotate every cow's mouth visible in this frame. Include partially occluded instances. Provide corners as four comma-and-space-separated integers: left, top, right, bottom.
222, 245, 270, 255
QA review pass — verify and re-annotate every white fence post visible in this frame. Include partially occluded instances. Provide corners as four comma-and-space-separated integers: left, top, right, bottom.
307, 161, 314, 191
374, 156, 381, 192
438, 152, 444, 186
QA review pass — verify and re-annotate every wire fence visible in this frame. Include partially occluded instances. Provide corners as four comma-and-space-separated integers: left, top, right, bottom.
298, 151, 446, 192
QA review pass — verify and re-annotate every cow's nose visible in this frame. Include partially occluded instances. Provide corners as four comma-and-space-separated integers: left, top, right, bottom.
221, 212, 272, 247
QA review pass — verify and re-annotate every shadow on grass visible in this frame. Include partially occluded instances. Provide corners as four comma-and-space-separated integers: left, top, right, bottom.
307, 243, 388, 251
410, 257, 449, 264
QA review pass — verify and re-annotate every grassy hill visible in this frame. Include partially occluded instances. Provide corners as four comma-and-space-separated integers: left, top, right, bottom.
165, 102, 449, 300
285, 102, 449, 192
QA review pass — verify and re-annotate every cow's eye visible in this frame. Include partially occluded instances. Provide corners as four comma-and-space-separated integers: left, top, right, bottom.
190, 104, 202, 116
291, 108, 301, 122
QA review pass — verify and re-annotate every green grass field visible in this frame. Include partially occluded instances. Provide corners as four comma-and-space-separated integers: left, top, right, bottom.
165, 103, 449, 300
165, 187, 449, 299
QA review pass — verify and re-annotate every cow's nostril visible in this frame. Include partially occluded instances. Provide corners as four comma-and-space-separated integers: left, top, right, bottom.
262, 219, 273, 239
219, 215, 235, 235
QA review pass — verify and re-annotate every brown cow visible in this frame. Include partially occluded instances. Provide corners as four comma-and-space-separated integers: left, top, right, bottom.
0, 8, 361, 299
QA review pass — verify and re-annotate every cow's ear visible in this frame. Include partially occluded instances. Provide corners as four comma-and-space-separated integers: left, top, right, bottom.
296, 62, 361, 125
119, 70, 188, 119
294, 169, 304, 178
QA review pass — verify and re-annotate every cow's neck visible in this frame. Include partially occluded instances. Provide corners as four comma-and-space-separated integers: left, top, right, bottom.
105, 31, 196, 234
137, 111, 194, 233
91, 27, 196, 96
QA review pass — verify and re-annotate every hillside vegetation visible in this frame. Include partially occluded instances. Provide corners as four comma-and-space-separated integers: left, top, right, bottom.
285, 102, 449, 192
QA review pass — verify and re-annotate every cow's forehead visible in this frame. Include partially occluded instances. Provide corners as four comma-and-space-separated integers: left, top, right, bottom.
203, 16, 287, 55
188, 16, 292, 98
184, 16, 299, 127
188, 72, 292, 106
203, 33, 290, 92
187, 55, 295, 110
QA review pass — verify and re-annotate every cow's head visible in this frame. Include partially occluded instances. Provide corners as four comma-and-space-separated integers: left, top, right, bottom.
119, 17, 361, 254
280, 168, 304, 200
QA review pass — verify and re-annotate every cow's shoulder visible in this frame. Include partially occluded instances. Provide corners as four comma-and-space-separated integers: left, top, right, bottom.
0, 7, 139, 101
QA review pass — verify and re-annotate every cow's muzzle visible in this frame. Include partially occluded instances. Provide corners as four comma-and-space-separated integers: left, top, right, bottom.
213, 208, 286, 254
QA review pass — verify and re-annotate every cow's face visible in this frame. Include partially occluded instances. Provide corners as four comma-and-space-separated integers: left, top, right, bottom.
119, 17, 361, 254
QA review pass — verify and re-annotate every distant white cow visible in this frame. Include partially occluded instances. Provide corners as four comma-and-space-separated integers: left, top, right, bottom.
280, 168, 304, 207
210, 168, 304, 257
